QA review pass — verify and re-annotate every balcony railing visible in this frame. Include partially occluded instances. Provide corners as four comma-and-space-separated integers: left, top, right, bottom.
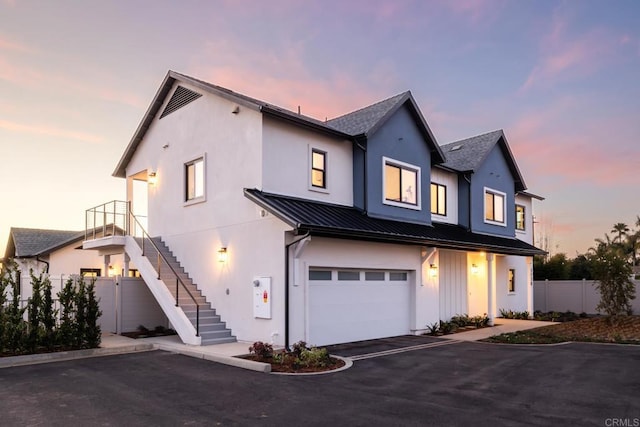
84, 201, 200, 337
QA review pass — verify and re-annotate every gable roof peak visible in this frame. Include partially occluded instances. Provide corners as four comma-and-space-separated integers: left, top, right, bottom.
440, 129, 526, 191
325, 91, 410, 137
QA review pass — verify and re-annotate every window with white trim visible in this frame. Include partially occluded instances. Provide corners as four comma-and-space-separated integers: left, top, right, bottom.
310, 149, 326, 189
484, 188, 505, 225
515, 204, 525, 231
430, 182, 446, 216
185, 157, 205, 202
383, 158, 420, 209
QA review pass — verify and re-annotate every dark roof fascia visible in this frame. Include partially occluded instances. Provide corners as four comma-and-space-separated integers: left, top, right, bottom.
243, 189, 301, 229
432, 163, 470, 175
294, 222, 544, 256
517, 190, 545, 201
495, 133, 527, 192
260, 105, 353, 140
363, 93, 446, 164
244, 189, 545, 257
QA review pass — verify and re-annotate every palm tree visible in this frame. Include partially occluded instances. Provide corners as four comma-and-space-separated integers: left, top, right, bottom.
611, 223, 630, 244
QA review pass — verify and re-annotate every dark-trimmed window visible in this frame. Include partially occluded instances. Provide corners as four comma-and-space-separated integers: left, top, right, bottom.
485, 189, 505, 224
311, 149, 326, 189
185, 157, 205, 201
516, 205, 525, 231
430, 183, 446, 216
80, 268, 101, 277
508, 269, 515, 293
384, 159, 419, 207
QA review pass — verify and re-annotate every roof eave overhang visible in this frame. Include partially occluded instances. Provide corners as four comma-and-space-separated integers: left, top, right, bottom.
113, 72, 177, 178
261, 106, 352, 140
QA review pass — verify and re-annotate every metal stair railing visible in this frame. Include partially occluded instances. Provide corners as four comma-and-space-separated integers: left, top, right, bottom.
128, 210, 200, 337
84, 200, 199, 337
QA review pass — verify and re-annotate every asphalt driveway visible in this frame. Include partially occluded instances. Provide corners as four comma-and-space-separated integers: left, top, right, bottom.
1, 342, 638, 426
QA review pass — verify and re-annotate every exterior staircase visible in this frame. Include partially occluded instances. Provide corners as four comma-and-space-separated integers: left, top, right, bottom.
138, 237, 236, 345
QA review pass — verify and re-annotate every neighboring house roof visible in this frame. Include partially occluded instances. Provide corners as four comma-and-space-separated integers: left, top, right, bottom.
114, 71, 445, 178
326, 91, 445, 163
5, 227, 84, 258
245, 189, 545, 256
440, 130, 527, 192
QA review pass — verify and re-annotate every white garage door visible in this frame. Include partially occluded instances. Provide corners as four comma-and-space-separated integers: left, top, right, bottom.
308, 269, 411, 346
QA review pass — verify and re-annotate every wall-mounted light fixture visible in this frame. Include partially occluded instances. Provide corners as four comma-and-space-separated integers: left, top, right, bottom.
108, 265, 115, 277
471, 264, 479, 275
217, 247, 228, 263
148, 171, 157, 185
429, 263, 438, 277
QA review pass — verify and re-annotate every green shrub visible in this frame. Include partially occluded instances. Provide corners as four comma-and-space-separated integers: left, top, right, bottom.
299, 347, 331, 368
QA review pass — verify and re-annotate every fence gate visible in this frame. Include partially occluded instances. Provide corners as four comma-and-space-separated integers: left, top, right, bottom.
94, 278, 117, 333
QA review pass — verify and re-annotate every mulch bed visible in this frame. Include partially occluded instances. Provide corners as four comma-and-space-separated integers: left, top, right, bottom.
239, 354, 346, 373
485, 315, 640, 344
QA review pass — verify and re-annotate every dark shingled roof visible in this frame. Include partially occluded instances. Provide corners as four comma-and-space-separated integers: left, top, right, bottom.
326, 92, 408, 136
6, 228, 83, 258
440, 130, 526, 191
245, 189, 544, 256
440, 130, 504, 172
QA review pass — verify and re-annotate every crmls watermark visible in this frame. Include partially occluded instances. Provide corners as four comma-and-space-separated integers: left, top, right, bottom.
605, 418, 640, 427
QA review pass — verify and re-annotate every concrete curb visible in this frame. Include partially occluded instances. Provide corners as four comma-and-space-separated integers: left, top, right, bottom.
154, 344, 271, 373
0, 344, 155, 369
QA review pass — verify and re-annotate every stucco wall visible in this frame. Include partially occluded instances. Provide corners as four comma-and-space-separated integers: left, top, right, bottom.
125, 81, 264, 239
430, 167, 459, 225
515, 194, 534, 245
262, 117, 353, 206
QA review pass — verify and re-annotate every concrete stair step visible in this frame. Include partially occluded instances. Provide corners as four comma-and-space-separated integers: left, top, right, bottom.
201, 336, 237, 345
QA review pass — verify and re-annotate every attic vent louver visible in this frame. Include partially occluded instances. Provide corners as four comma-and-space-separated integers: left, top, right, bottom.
159, 86, 202, 119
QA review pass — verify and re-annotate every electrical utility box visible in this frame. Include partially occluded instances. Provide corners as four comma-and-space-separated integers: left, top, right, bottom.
253, 276, 272, 319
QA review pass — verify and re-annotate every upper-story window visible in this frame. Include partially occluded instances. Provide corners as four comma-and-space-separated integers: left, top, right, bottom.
484, 188, 506, 225
515, 204, 525, 231
430, 183, 446, 216
310, 149, 327, 189
383, 157, 421, 210
185, 156, 205, 203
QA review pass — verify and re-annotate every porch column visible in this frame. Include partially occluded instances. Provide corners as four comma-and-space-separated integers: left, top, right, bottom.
487, 253, 496, 325
526, 257, 533, 317
124, 253, 130, 278
103, 254, 111, 278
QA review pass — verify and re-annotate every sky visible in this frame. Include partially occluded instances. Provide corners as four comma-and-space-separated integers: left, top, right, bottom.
1, 0, 639, 258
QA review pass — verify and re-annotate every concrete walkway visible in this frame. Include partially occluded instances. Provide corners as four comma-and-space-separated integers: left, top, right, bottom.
451, 318, 556, 341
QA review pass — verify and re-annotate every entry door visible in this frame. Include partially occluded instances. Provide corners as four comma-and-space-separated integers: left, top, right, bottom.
439, 251, 468, 320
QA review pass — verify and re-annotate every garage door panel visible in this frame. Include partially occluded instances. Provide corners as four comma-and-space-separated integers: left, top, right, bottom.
308, 271, 410, 346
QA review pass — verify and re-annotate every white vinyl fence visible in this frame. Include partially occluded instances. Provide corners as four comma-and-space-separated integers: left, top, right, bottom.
534, 280, 640, 314
9, 275, 168, 334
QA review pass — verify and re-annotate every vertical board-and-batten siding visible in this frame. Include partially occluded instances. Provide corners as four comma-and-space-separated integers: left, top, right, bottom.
439, 250, 468, 320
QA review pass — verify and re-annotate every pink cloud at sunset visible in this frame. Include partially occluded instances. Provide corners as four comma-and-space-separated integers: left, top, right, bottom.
0, 118, 103, 143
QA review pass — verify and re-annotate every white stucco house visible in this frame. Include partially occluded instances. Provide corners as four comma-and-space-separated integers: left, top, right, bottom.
83, 70, 544, 347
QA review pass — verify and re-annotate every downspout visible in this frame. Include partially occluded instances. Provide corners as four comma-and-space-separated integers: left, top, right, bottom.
354, 137, 367, 214
36, 256, 50, 274
284, 230, 311, 350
